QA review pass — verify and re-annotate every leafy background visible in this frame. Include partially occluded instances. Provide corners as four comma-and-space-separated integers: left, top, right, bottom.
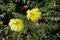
0, 0, 60, 40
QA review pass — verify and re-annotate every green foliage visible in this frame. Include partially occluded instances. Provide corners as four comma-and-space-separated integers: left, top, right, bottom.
0, 0, 60, 40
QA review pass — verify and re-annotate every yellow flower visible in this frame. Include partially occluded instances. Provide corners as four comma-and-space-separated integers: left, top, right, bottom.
9, 19, 25, 32
27, 8, 42, 22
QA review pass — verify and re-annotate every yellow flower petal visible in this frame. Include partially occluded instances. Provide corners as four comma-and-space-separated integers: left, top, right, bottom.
9, 19, 25, 32
27, 8, 42, 22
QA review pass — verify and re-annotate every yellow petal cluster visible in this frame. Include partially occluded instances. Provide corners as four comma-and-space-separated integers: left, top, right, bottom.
27, 8, 42, 22
9, 19, 25, 32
